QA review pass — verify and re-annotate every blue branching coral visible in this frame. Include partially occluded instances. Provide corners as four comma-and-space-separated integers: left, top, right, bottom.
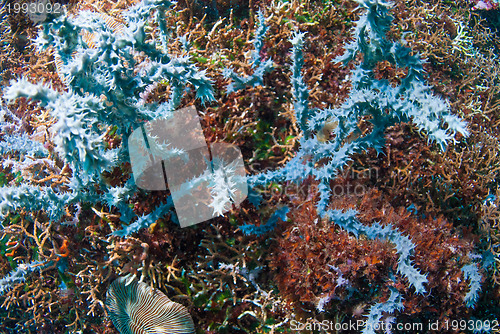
0, 0, 497, 331
362, 288, 404, 334
462, 263, 483, 308
223, 9, 274, 93
249, 2, 468, 215
240, 206, 289, 236
1, 0, 218, 234
239, 0, 471, 328
0, 107, 48, 157
325, 209, 427, 294
245, 0, 467, 294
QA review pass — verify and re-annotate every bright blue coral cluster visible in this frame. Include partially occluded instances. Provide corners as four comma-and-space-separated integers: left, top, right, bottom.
249, 0, 469, 216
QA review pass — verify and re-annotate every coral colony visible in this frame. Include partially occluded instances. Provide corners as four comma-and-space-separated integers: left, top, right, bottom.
0, 0, 499, 332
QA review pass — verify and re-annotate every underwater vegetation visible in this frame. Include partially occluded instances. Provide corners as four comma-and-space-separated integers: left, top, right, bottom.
0, 0, 499, 333
106, 276, 195, 333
